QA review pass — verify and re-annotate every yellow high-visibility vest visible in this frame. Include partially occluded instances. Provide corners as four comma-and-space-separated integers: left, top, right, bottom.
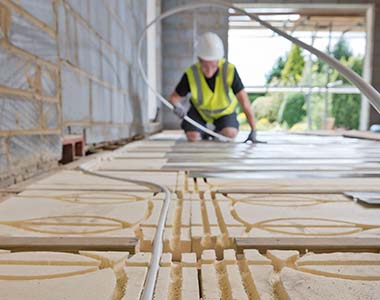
185, 58, 238, 122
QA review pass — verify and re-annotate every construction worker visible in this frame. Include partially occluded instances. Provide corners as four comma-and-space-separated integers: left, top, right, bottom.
169, 32, 257, 142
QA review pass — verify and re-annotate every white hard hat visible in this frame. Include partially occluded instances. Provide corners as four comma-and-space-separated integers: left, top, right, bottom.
370, 124, 380, 132
196, 32, 224, 61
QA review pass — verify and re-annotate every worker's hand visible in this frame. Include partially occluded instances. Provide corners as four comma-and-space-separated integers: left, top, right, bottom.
173, 103, 186, 119
244, 130, 267, 144
244, 130, 257, 143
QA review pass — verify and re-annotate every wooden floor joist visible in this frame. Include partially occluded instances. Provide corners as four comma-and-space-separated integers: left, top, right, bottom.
236, 237, 380, 253
343, 130, 380, 141
0, 237, 138, 252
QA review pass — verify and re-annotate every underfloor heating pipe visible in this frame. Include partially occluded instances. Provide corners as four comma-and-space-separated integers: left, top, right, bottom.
78, 152, 171, 300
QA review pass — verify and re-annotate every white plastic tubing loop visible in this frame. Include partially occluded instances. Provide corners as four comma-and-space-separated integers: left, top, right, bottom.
137, 1, 380, 143
78, 155, 171, 300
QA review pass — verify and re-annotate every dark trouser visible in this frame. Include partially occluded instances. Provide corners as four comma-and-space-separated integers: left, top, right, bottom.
181, 104, 239, 133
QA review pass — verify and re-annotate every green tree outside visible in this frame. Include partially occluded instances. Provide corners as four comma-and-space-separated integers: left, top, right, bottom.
278, 93, 306, 128
329, 39, 363, 129
265, 56, 286, 84
245, 37, 362, 130
281, 45, 305, 86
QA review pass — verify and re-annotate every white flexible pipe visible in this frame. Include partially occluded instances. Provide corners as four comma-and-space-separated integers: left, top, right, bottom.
137, 1, 380, 142
78, 158, 171, 300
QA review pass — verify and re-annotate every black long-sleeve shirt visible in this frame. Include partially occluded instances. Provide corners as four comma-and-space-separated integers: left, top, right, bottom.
175, 66, 245, 97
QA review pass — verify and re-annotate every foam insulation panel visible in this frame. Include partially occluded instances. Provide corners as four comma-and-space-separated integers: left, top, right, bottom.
94, 132, 380, 256
1, 131, 380, 297
152, 249, 380, 299
0, 250, 150, 299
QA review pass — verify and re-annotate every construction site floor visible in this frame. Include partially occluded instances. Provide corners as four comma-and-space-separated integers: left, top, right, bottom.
0, 130, 380, 299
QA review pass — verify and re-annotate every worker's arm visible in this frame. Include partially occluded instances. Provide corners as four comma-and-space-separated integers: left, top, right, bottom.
236, 89, 260, 143
236, 89, 256, 131
169, 91, 182, 105
169, 91, 186, 119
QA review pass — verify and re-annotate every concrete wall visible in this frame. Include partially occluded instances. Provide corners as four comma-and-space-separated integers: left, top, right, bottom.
0, 0, 155, 188
161, 0, 380, 129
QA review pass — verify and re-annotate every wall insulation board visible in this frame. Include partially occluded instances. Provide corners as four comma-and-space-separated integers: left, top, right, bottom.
57, 0, 150, 143
0, 0, 61, 185
0, 0, 152, 185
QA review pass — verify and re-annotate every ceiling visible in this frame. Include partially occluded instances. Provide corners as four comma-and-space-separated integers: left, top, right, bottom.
229, 6, 367, 32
